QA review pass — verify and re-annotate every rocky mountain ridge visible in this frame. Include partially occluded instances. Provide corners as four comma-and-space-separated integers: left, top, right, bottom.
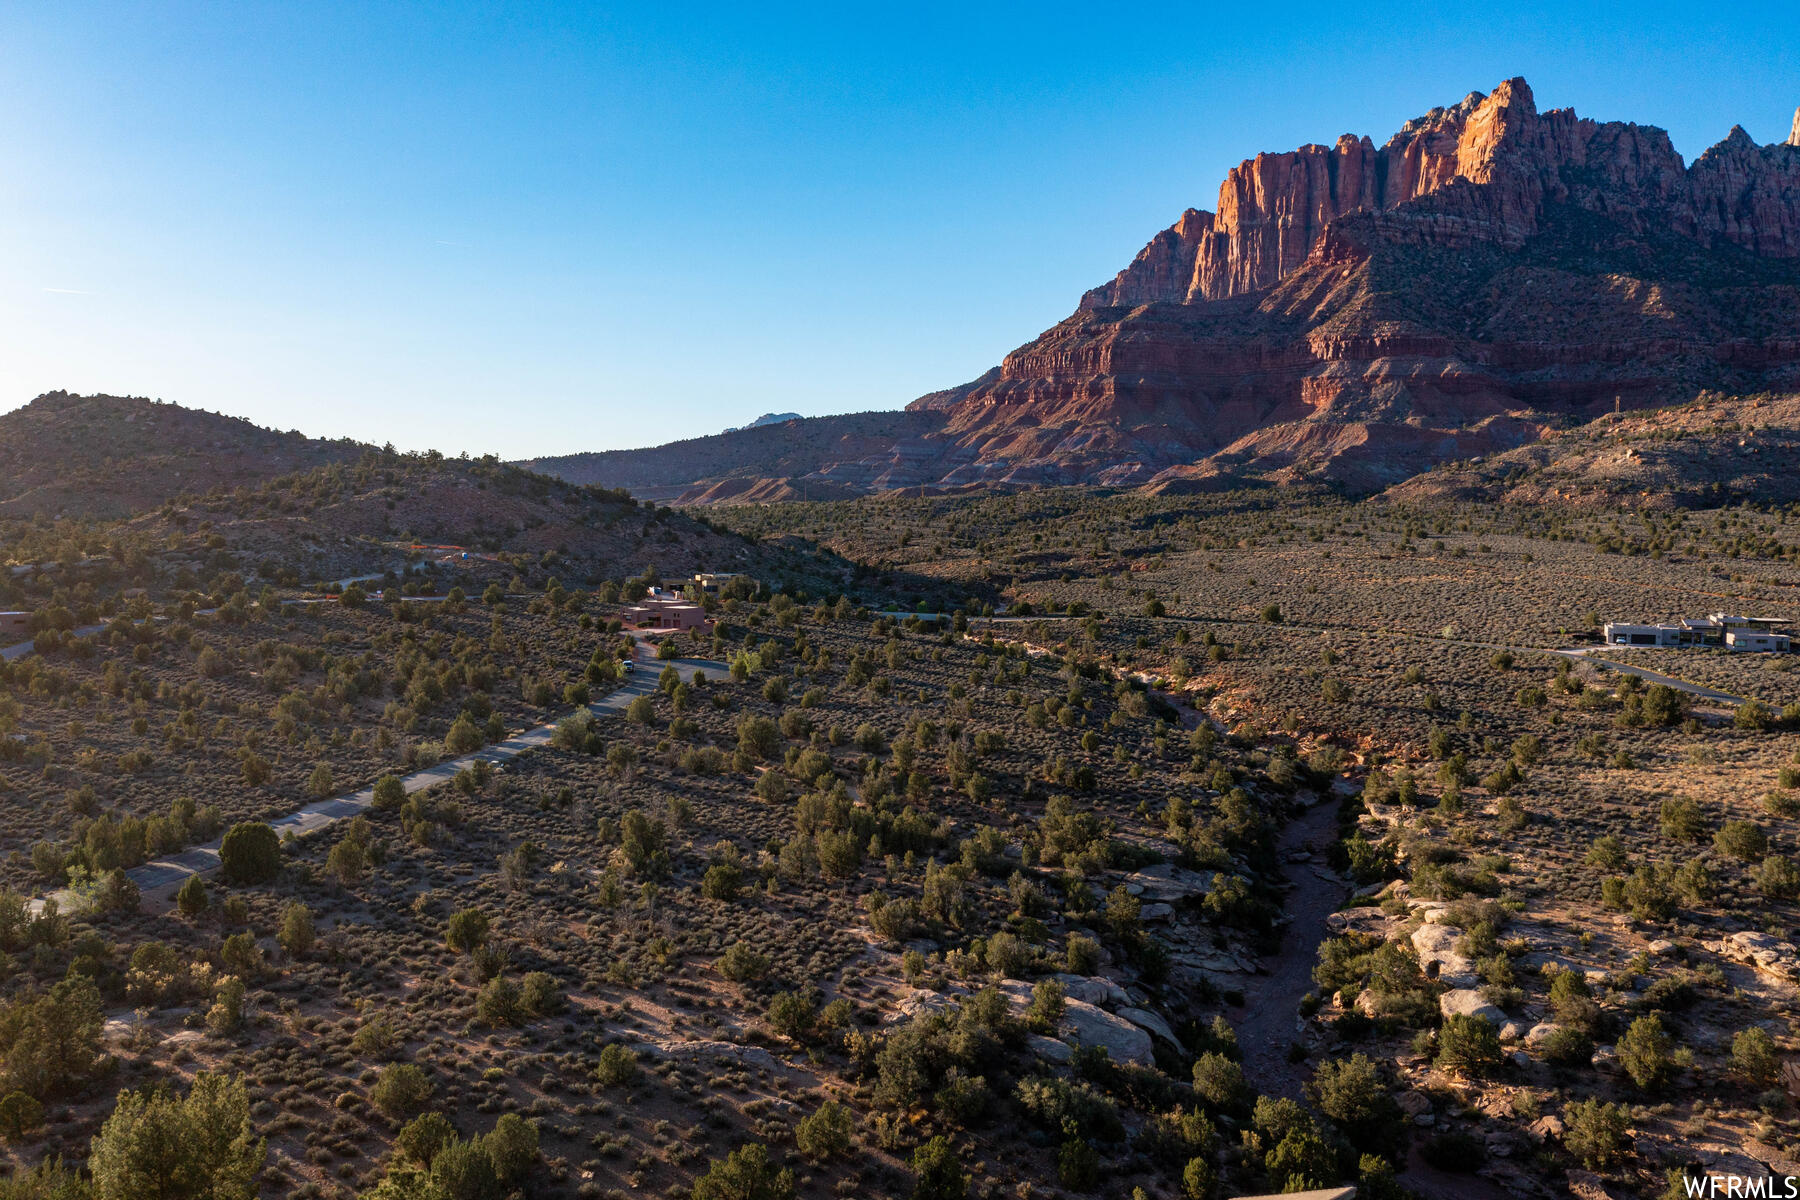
722, 412, 803, 434
1081, 79, 1800, 309
917, 78, 1800, 493
0, 391, 366, 520
530, 78, 1800, 502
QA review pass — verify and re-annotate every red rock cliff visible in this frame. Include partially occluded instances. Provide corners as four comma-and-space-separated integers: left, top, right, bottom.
1082, 78, 1796, 308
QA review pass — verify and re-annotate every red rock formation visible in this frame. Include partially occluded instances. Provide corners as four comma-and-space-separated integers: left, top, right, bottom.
913, 78, 1800, 492
1083, 78, 1795, 310
571, 80, 1800, 502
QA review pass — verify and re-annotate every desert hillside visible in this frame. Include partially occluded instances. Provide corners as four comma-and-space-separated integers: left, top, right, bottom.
0, 392, 366, 519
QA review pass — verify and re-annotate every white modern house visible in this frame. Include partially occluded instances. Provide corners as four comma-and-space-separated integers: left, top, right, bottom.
1602, 612, 1790, 652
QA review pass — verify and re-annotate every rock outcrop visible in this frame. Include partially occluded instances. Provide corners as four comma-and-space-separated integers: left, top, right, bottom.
535, 81, 1800, 501
1412, 922, 1478, 989
915, 79, 1800, 492
1083, 79, 1799, 308
1717, 930, 1800, 982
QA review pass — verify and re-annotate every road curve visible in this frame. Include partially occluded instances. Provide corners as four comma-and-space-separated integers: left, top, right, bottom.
1549, 647, 1747, 705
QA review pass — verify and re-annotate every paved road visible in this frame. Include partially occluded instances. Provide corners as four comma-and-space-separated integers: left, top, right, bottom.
900, 608, 1757, 706
1, 622, 108, 662
32, 646, 726, 912
1549, 646, 1747, 704
876, 611, 1076, 624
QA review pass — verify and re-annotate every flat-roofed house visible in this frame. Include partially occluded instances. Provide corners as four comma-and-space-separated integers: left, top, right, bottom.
1727, 629, 1791, 653
624, 594, 709, 631
1604, 612, 1789, 651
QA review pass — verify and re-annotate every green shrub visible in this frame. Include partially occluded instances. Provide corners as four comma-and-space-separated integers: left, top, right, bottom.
217, 822, 280, 884
700, 863, 740, 902
88, 1073, 263, 1200
1265, 1123, 1337, 1191
717, 941, 771, 984
1056, 1137, 1099, 1189
1435, 1014, 1503, 1076
371, 1064, 434, 1121
278, 903, 314, 958
175, 874, 208, 916
1310, 1053, 1401, 1154
794, 1100, 852, 1161
475, 977, 521, 1028
1618, 1013, 1676, 1091
371, 775, 406, 811
1715, 819, 1769, 862
1182, 1156, 1217, 1200
1563, 1098, 1628, 1167
445, 908, 489, 954
1191, 1052, 1249, 1116
910, 1135, 966, 1200
1540, 1026, 1594, 1067
395, 1112, 456, 1166
691, 1142, 793, 1200
592, 1044, 638, 1088
1658, 796, 1706, 843
0, 1091, 43, 1142
519, 972, 564, 1017
1731, 1026, 1780, 1088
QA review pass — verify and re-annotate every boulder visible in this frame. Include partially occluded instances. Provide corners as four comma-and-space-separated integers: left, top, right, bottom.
1525, 1114, 1564, 1143
1118, 863, 1215, 901
1118, 1006, 1177, 1044
1057, 998, 1154, 1067
1524, 1022, 1559, 1047
1028, 1034, 1074, 1064
1396, 1090, 1432, 1117
1169, 950, 1248, 976
892, 989, 959, 1022
1049, 973, 1131, 1008
631, 1039, 783, 1073
1412, 923, 1478, 988
1139, 902, 1174, 922
1439, 988, 1506, 1026
1694, 1149, 1774, 1186
1325, 907, 1397, 938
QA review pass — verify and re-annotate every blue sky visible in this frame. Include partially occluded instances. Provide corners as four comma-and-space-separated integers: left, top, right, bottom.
1, 2, 1796, 458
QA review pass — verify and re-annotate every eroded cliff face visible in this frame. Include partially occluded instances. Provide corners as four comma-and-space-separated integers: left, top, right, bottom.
915, 78, 1800, 492
1080, 78, 1799, 308
569, 79, 1800, 503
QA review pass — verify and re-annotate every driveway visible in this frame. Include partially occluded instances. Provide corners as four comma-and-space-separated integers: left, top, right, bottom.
32, 648, 727, 913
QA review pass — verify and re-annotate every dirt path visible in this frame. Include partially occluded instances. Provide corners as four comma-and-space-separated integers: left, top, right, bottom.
1229, 798, 1345, 1101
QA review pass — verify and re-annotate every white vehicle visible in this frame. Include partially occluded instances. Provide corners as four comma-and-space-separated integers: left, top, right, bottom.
621, 659, 635, 673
